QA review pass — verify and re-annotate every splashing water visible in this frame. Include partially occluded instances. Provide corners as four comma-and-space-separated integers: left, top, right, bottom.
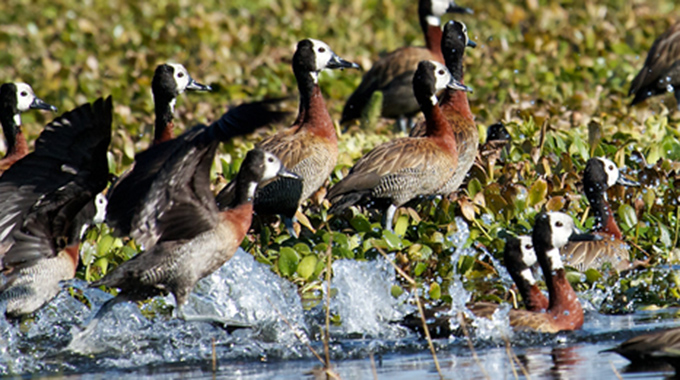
328, 254, 411, 338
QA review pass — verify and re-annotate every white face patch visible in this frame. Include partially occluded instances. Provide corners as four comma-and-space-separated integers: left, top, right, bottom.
93, 193, 107, 224
309, 71, 319, 84
596, 157, 619, 188
430, 0, 451, 17
167, 63, 191, 94
426, 15, 440, 27
547, 211, 575, 249
518, 236, 537, 267
545, 247, 564, 271
14, 83, 37, 113
308, 38, 335, 72
431, 60, 453, 94
169, 98, 177, 114
247, 182, 258, 199
520, 268, 536, 285
261, 151, 283, 182
13, 113, 22, 126
459, 21, 470, 46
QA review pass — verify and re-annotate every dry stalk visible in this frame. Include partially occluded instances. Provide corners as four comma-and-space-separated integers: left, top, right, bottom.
324, 241, 333, 371
503, 335, 529, 379
266, 298, 325, 366
458, 313, 490, 380
211, 337, 217, 373
610, 361, 623, 380
369, 352, 378, 380
376, 247, 443, 380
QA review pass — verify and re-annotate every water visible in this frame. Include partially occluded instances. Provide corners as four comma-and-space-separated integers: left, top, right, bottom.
1, 248, 679, 379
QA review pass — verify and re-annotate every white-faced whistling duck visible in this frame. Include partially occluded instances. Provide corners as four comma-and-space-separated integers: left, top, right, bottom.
509, 211, 589, 333
561, 157, 639, 272
629, 22, 680, 110
151, 63, 211, 145
0, 97, 112, 317
0, 83, 57, 172
400, 234, 548, 338
106, 86, 291, 241
89, 143, 296, 327
603, 326, 680, 371
411, 20, 477, 197
216, 39, 359, 237
340, 0, 473, 131
504, 235, 549, 312
328, 60, 471, 232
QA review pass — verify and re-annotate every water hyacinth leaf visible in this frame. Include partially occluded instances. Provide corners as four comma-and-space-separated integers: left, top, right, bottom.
350, 213, 372, 233
584, 268, 602, 284
296, 255, 318, 279
460, 198, 476, 221
528, 178, 548, 207
546, 196, 566, 211
278, 247, 300, 277
383, 230, 402, 250
391, 285, 404, 298
294, 242, 312, 256
617, 204, 637, 231
468, 177, 483, 197
658, 221, 671, 248
414, 262, 428, 277
97, 235, 115, 256
394, 215, 409, 236
429, 282, 441, 300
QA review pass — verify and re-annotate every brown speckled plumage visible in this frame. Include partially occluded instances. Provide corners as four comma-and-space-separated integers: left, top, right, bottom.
410, 21, 477, 196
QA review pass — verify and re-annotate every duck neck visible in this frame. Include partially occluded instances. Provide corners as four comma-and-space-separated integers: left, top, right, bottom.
422, 23, 444, 61
293, 71, 336, 142
0, 112, 27, 159
512, 267, 545, 312
153, 95, 176, 145
228, 175, 258, 210
540, 247, 582, 319
588, 190, 622, 239
439, 88, 473, 121
527, 284, 549, 312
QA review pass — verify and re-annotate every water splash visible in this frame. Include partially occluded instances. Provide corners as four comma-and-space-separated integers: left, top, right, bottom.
328, 254, 411, 338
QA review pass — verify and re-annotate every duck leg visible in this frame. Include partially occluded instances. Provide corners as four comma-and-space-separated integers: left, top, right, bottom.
382, 204, 397, 232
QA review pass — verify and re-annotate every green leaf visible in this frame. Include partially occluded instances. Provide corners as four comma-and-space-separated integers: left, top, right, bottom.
278, 247, 300, 277
429, 282, 441, 300
391, 285, 404, 298
414, 262, 428, 276
297, 255, 318, 280
383, 230, 402, 250
617, 204, 637, 231
528, 179, 548, 207
350, 214, 372, 233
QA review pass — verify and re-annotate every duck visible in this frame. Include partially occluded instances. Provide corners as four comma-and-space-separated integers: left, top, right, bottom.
106, 87, 291, 242
603, 326, 680, 370
409, 20, 477, 197
504, 235, 548, 312
629, 22, 680, 110
216, 39, 359, 236
151, 63, 211, 145
0, 97, 112, 317
340, 0, 473, 131
89, 144, 296, 326
327, 60, 471, 231
400, 234, 547, 338
0, 82, 57, 171
508, 211, 587, 333
561, 157, 639, 272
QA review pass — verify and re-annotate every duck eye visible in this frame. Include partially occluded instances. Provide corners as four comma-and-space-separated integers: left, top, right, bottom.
20, 91, 27, 97
555, 221, 563, 227
438, 69, 445, 75
268, 157, 274, 163
177, 72, 184, 78
318, 47, 326, 53
525, 244, 533, 250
